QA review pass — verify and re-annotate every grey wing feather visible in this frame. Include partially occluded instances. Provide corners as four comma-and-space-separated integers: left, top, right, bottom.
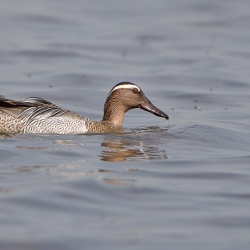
18, 97, 58, 107
18, 106, 67, 124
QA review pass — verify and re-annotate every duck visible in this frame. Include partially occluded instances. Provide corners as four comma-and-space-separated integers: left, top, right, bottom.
0, 82, 169, 134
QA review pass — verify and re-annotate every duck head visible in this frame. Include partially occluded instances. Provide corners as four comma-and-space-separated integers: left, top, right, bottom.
102, 82, 169, 127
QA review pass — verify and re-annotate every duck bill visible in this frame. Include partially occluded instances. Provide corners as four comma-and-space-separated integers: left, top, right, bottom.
140, 100, 169, 120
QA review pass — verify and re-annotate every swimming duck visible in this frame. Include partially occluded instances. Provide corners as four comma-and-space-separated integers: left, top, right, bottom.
0, 82, 169, 134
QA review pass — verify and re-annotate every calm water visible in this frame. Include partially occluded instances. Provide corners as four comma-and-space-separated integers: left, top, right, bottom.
0, 0, 250, 249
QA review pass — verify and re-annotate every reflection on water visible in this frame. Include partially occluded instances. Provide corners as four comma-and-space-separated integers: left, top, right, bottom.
0, 127, 169, 193
0, 134, 12, 139
101, 139, 144, 162
99, 168, 139, 186
100, 138, 168, 162
101, 177, 136, 186
32, 126, 169, 162
100, 127, 169, 162
16, 146, 57, 150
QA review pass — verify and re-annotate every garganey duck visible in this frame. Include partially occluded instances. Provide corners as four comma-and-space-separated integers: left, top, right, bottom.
0, 82, 169, 134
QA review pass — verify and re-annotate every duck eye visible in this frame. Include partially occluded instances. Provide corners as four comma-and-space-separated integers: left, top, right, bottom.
132, 88, 139, 94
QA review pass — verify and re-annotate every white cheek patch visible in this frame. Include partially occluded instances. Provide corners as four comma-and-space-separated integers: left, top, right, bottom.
108, 84, 141, 97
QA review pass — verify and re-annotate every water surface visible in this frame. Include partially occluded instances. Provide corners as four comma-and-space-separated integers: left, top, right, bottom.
0, 0, 250, 249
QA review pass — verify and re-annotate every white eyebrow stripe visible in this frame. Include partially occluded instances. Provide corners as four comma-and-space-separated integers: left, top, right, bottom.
109, 84, 141, 96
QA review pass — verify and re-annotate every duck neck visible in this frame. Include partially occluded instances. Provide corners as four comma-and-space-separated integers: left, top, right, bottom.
102, 99, 127, 127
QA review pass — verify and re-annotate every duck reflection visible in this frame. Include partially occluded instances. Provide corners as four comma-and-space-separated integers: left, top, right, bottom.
0, 134, 12, 139
100, 137, 168, 162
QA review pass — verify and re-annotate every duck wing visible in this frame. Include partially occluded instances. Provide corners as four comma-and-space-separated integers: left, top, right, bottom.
18, 97, 58, 107
0, 97, 66, 121
18, 106, 67, 124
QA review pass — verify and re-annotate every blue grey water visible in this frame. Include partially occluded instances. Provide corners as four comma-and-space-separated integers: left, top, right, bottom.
0, 0, 250, 249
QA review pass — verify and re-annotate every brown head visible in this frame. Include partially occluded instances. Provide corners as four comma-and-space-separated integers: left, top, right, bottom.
102, 82, 169, 127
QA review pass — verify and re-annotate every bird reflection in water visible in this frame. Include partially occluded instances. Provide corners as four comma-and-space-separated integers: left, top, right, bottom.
100, 138, 168, 162
99, 136, 168, 186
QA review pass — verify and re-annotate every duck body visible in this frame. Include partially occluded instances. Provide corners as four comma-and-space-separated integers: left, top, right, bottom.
0, 97, 115, 134
0, 82, 169, 134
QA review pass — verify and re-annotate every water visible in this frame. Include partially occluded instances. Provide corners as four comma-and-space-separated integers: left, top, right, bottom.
0, 0, 250, 249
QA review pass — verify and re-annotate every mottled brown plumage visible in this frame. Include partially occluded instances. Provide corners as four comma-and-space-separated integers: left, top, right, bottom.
0, 82, 169, 134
